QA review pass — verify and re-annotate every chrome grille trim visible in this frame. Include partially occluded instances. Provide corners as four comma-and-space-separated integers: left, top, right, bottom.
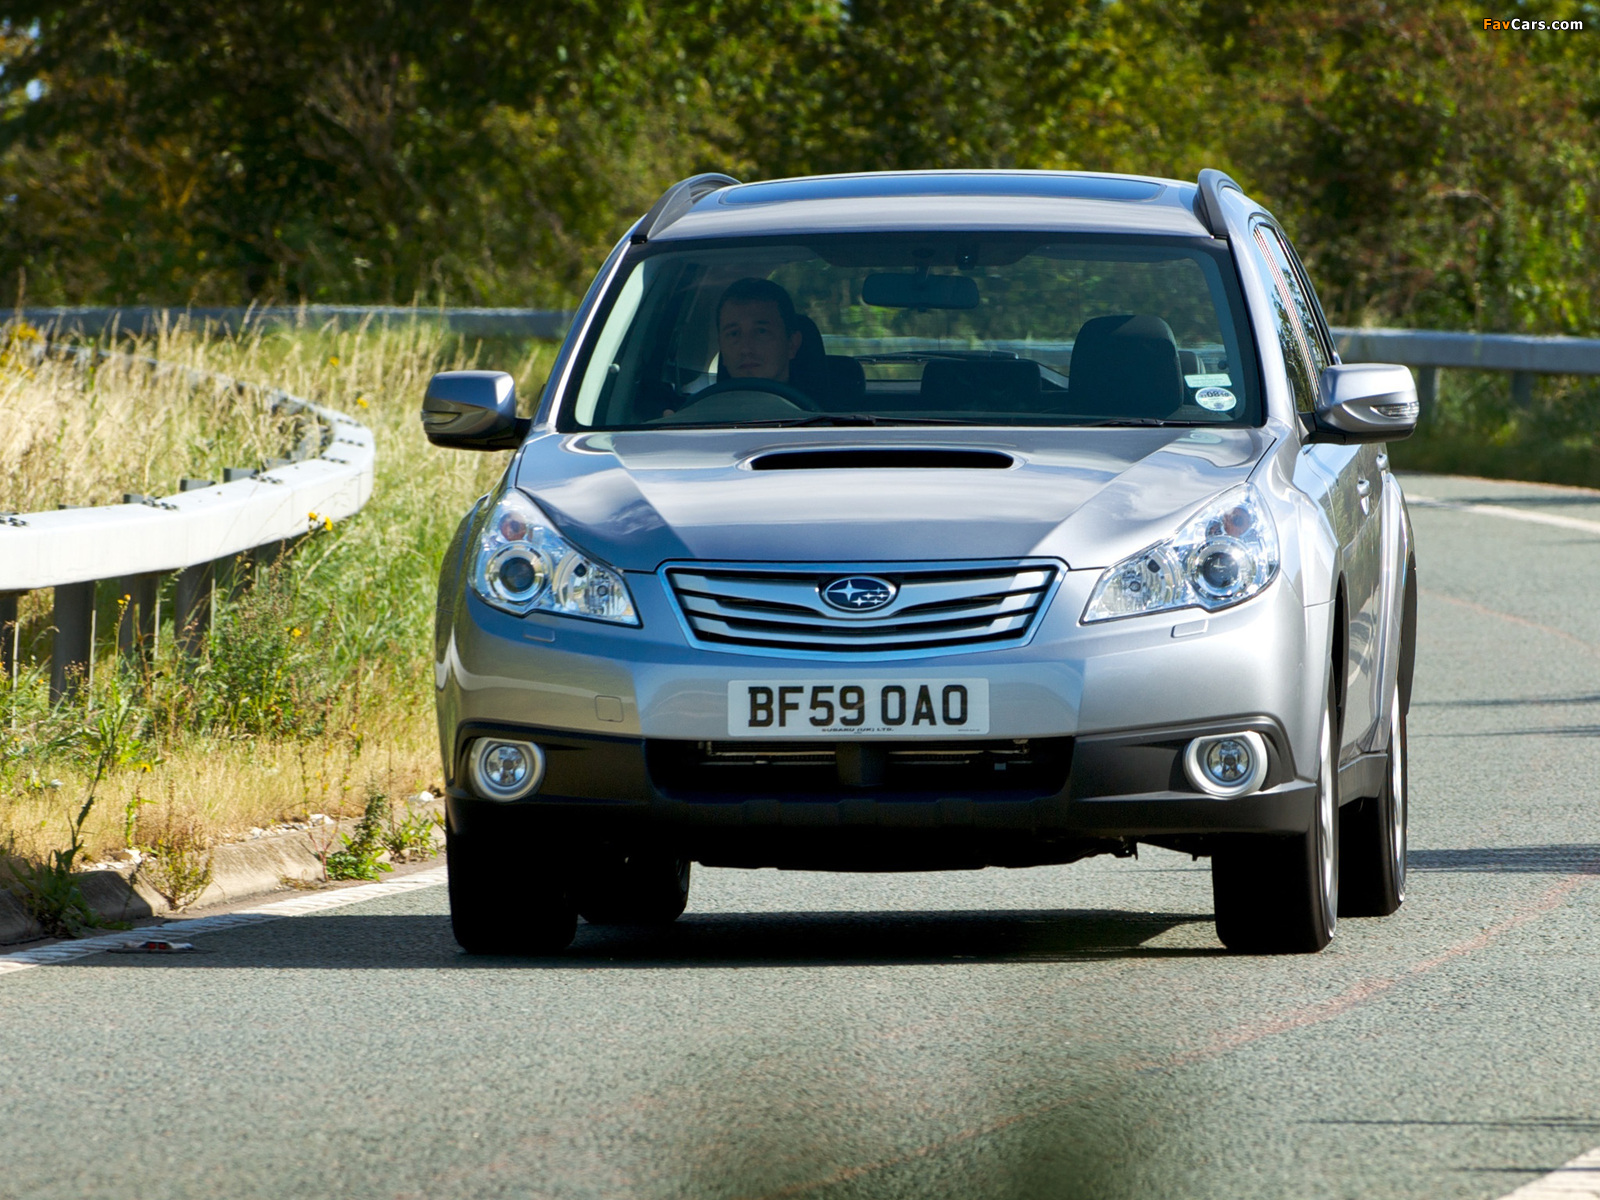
660, 559, 1063, 658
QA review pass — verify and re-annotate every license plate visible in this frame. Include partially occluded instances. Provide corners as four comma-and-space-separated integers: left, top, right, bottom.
727, 679, 990, 737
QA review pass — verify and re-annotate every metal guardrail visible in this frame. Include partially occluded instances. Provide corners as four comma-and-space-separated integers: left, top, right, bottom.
20, 306, 574, 340
21, 308, 1599, 390
1331, 326, 1600, 409
0, 348, 375, 702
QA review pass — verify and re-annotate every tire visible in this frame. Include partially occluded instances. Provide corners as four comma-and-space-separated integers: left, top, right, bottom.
1213, 686, 1340, 954
446, 822, 577, 954
573, 854, 691, 926
1338, 676, 1407, 917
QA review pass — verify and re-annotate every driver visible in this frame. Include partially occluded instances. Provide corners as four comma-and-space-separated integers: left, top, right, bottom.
716, 277, 802, 382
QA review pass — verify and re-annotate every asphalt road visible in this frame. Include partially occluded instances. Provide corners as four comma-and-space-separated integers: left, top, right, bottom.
3, 471, 1600, 1200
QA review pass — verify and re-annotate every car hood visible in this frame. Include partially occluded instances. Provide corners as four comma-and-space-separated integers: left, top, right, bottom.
511, 427, 1276, 571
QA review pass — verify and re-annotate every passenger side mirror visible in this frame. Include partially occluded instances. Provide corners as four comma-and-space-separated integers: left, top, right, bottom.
420, 371, 531, 450
1309, 363, 1418, 443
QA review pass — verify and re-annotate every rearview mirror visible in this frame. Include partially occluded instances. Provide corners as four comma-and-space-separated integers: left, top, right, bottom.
420, 371, 530, 450
861, 272, 979, 310
1310, 363, 1418, 443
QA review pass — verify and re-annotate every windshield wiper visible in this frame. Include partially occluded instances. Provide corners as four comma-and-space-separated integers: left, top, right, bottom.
732, 413, 988, 427
1068, 417, 1214, 428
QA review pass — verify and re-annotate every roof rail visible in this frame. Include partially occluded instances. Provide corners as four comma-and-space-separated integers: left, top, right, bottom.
632, 173, 741, 243
1194, 168, 1243, 239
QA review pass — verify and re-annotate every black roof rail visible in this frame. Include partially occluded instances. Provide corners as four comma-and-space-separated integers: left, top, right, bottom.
1195, 168, 1243, 238
632, 173, 741, 243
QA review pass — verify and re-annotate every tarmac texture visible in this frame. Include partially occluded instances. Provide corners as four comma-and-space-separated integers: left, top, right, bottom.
2, 472, 1599, 1200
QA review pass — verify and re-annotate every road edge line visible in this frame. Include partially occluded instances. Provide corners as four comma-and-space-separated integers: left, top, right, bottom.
1496, 1145, 1600, 1198
0, 865, 448, 977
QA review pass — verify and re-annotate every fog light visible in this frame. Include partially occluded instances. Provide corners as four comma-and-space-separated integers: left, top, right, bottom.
467, 738, 545, 801
1183, 731, 1268, 798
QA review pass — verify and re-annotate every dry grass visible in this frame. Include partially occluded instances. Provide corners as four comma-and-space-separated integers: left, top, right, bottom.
2, 316, 556, 864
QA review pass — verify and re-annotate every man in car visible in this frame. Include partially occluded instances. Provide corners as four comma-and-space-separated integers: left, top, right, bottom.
716, 277, 803, 382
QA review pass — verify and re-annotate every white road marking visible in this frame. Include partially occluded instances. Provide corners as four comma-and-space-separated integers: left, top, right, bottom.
1409, 495, 1600, 537
0, 866, 447, 977
1496, 1145, 1600, 1198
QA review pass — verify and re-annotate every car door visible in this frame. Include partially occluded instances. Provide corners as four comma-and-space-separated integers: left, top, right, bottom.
1248, 219, 1382, 754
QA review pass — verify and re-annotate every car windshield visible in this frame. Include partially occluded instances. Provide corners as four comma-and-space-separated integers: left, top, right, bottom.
560, 233, 1260, 430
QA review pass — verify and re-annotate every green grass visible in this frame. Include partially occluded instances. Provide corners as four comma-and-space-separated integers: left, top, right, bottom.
1388, 369, 1600, 489
2, 318, 554, 866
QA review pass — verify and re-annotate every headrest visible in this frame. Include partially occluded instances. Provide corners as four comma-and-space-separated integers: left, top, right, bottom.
790, 314, 827, 385
1068, 314, 1184, 418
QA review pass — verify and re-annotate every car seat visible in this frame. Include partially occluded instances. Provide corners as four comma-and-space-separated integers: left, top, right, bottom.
790, 315, 867, 411
1067, 314, 1185, 419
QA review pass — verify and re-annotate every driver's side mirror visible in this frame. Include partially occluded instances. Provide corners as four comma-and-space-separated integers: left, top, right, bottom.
1309, 363, 1418, 444
420, 370, 531, 450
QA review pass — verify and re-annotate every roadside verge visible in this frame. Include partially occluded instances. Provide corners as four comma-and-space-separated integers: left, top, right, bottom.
0, 801, 443, 945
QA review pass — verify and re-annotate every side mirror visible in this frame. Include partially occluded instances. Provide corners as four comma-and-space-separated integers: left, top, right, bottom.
420, 370, 531, 450
1309, 363, 1418, 443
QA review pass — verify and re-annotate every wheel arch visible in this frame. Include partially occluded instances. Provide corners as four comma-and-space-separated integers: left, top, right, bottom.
1330, 577, 1349, 744
1398, 554, 1418, 715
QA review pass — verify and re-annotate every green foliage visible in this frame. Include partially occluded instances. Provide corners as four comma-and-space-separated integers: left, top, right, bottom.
325, 788, 393, 881
135, 819, 213, 911
382, 804, 441, 865
2, 680, 140, 936
1393, 372, 1600, 488
185, 560, 323, 739
0, 2, 1591, 335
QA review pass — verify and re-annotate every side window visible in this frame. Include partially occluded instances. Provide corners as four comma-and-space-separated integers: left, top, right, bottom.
1250, 221, 1322, 414
1275, 232, 1338, 366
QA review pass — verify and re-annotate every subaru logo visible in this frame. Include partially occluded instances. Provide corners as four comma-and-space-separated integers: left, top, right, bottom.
821, 575, 897, 612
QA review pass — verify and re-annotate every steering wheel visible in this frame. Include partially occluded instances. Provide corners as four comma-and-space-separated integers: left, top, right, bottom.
684, 375, 821, 412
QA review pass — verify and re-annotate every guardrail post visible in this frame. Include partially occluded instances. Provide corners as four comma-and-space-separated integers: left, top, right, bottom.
116, 571, 160, 660
1415, 366, 1438, 414
173, 563, 213, 657
253, 537, 294, 575
1511, 372, 1535, 409
1, 591, 20, 683
49, 580, 94, 703
171, 477, 217, 657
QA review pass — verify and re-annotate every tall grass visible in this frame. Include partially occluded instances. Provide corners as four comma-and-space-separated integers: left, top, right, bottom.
1, 318, 555, 864
1389, 369, 1600, 488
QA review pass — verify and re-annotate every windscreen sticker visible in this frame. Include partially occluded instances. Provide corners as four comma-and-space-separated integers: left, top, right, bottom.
1185, 373, 1233, 388
1194, 386, 1238, 412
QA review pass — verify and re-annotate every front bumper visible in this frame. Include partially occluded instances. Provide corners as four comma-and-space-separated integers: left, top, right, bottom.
438, 565, 1326, 868
445, 718, 1317, 869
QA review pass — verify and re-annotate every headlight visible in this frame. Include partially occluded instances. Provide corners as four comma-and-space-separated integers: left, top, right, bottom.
472, 489, 639, 625
1082, 484, 1279, 623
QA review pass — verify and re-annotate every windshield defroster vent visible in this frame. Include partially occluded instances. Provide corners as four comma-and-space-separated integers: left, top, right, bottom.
749, 448, 1015, 471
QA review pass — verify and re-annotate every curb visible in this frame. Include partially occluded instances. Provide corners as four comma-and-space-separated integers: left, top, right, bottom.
0, 802, 444, 945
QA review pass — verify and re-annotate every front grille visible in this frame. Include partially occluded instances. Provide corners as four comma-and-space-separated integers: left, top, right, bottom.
663, 560, 1059, 655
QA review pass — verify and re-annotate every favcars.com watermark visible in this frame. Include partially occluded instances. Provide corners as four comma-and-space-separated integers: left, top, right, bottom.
1482, 16, 1585, 28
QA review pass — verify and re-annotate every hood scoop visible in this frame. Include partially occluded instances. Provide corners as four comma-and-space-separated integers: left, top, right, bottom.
749, 447, 1016, 471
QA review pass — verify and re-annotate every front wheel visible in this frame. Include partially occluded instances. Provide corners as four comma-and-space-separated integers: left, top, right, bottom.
1339, 677, 1408, 917
446, 822, 577, 955
574, 854, 691, 926
1212, 691, 1340, 954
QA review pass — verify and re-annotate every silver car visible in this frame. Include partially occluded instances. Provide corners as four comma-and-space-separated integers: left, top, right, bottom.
423, 169, 1418, 956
